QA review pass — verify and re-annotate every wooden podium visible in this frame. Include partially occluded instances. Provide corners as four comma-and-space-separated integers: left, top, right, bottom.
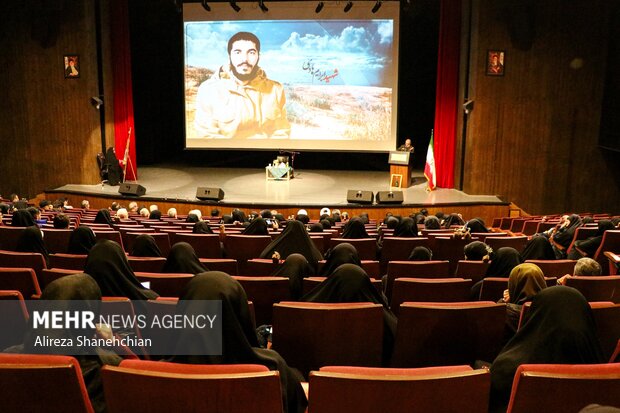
389, 151, 413, 188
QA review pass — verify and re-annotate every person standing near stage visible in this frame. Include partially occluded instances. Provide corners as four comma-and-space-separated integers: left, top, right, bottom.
194, 31, 290, 140
397, 138, 414, 152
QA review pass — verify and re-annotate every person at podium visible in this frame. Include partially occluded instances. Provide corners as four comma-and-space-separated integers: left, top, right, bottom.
397, 138, 414, 152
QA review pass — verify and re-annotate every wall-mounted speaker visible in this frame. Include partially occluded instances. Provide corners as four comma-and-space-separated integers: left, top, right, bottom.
118, 183, 146, 196
346, 190, 374, 205
376, 190, 404, 204
196, 187, 225, 201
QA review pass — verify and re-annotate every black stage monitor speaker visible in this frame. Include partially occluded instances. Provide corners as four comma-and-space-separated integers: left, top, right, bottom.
347, 190, 374, 205
118, 183, 146, 196
376, 190, 404, 204
196, 187, 225, 201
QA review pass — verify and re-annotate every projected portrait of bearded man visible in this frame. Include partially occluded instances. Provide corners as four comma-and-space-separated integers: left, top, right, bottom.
194, 31, 291, 139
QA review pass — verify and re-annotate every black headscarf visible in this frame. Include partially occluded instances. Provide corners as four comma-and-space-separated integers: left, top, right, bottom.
16, 226, 49, 266
385, 216, 400, 229
6, 273, 122, 413
552, 214, 583, 249
104, 147, 123, 186
94, 209, 113, 226
308, 223, 323, 233
490, 286, 605, 413
319, 219, 332, 229
393, 217, 418, 238
320, 243, 362, 277
221, 215, 234, 224
260, 220, 323, 272
272, 254, 314, 299
242, 217, 269, 235
130, 234, 163, 257
424, 216, 441, 229
149, 210, 162, 220
464, 218, 488, 233
301, 263, 397, 364
68, 226, 97, 255
84, 239, 158, 300
168, 272, 307, 413
341, 217, 370, 239
186, 213, 200, 223
521, 235, 556, 260
232, 209, 247, 223
408, 246, 433, 261
486, 247, 523, 277
464, 241, 492, 261
163, 242, 207, 275
192, 221, 214, 234
443, 213, 465, 228
10, 209, 36, 227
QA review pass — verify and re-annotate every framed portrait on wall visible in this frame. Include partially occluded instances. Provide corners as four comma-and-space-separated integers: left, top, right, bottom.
486, 50, 505, 76
64, 54, 80, 79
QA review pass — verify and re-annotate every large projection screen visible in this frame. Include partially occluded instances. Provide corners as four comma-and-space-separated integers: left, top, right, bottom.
183, 1, 400, 152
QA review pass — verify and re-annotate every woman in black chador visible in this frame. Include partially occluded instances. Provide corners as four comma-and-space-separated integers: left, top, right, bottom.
168, 271, 307, 413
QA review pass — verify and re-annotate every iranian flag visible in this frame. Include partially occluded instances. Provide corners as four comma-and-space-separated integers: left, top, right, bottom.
424, 131, 436, 191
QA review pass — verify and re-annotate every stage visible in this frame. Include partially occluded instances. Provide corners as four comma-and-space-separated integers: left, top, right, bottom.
46, 164, 510, 223
51, 163, 503, 207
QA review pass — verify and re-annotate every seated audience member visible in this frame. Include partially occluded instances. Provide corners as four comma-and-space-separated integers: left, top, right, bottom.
464, 217, 489, 233
3, 273, 122, 413
568, 219, 615, 259
84, 239, 158, 301
149, 204, 159, 212
556, 257, 602, 285
435, 211, 445, 223
242, 216, 270, 235
149, 209, 162, 220
130, 234, 163, 257
408, 246, 433, 261
464, 241, 493, 261
295, 208, 310, 225
489, 287, 604, 413
541, 214, 583, 259
94, 209, 114, 226
320, 207, 331, 218
163, 242, 207, 275
211, 208, 220, 217
167, 207, 177, 219
39, 199, 54, 211
11, 209, 36, 227
167, 272, 307, 413
186, 213, 200, 223
319, 219, 332, 229
341, 217, 371, 239
521, 235, 556, 260
301, 263, 397, 364
68, 226, 97, 254
80, 199, 91, 209
320, 242, 362, 277
499, 263, 546, 340
193, 221, 214, 234
308, 223, 323, 233
59, 198, 73, 210
341, 211, 349, 222
443, 213, 465, 228
115, 208, 129, 220
110, 202, 120, 212
471, 247, 522, 299
28, 206, 47, 227
128, 201, 139, 213
53, 213, 70, 229
423, 215, 441, 229
16, 225, 50, 266
393, 217, 418, 238
231, 208, 246, 224
139, 207, 150, 218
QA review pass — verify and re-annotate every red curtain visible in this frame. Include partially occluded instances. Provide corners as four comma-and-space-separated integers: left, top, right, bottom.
432, 0, 461, 188
110, 0, 137, 181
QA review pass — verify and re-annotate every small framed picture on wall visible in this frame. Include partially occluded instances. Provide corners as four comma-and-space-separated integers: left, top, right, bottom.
64, 54, 80, 79
486, 50, 505, 76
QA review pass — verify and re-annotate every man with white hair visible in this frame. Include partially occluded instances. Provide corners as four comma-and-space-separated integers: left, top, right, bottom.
116, 208, 129, 220
128, 201, 139, 213
149, 204, 159, 212
167, 208, 177, 218
557, 257, 602, 285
